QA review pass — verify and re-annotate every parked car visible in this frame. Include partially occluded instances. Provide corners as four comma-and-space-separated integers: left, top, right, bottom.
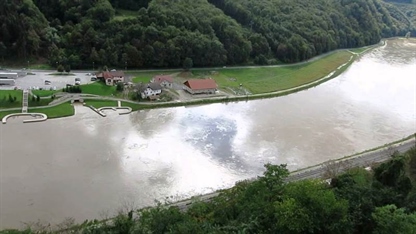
75, 77, 81, 85
90, 77, 97, 81
44, 80, 51, 85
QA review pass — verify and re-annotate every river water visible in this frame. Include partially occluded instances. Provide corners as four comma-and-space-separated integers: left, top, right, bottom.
0, 39, 415, 229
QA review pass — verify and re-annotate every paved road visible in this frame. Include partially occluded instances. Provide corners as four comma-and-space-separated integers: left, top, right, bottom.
171, 138, 415, 211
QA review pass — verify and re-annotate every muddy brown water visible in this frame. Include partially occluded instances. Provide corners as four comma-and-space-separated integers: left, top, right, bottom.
1, 39, 415, 229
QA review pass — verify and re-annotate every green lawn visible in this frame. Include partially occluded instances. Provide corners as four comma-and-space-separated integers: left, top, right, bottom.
29, 102, 74, 118
0, 90, 23, 108
0, 102, 75, 119
80, 82, 118, 96
190, 51, 353, 94
131, 71, 170, 83
32, 90, 59, 97
121, 101, 142, 111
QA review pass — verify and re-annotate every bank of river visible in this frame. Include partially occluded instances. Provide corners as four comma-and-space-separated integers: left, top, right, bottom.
0, 39, 415, 229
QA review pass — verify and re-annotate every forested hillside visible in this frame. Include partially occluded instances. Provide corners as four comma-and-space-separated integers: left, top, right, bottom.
0, 0, 414, 69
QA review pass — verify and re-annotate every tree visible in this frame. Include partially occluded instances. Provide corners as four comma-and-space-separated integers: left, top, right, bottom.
274, 180, 352, 233
31, 95, 35, 102
183, 57, 193, 71
64, 64, 71, 73
372, 205, 416, 234
37, 95, 40, 102
116, 82, 124, 92
57, 64, 64, 73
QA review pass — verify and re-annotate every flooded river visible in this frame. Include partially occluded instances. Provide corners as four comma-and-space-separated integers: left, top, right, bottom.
1, 39, 415, 229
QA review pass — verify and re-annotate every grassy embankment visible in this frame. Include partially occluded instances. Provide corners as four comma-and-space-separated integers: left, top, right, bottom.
0, 102, 75, 119
0, 48, 359, 118
189, 51, 353, 94
28, 102, 74, 118
129, 50, 353, 95
80, 82, 117, 96
32, 90, 59, 97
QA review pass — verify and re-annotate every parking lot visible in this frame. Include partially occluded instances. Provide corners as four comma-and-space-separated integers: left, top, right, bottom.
0, 70, 95, 90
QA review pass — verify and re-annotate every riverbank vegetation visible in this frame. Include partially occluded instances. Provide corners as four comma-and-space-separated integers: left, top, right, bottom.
0, 0, 414, 70
2, 147, 415, 233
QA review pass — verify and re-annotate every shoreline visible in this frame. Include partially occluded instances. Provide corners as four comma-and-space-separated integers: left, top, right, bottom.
0, 42, 374, 119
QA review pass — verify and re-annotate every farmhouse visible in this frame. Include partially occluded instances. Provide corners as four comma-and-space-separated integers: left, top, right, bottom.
151, 75, 174, 88
96, 71, 125, 86
139, 83, 162, 99
183, 79, 218, 95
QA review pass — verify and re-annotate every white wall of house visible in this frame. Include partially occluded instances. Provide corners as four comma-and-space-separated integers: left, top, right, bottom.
105, 77, 124, 86
184, 86, 216, 94
141, 88, 162, 99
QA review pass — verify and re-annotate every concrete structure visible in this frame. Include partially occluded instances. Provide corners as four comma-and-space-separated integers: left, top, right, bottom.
96, 71, 125, 86
151, 75, 174, 88
183, 79, 217, 95
139, 83, 162, 99
2, 113, 47, 124
22, 90, 28, 113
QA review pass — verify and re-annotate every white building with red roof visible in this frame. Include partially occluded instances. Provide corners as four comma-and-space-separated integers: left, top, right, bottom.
151, 75, 174, 88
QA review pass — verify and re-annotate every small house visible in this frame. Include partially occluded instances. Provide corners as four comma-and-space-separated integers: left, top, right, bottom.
151, 75, 174, 88
183, 79, 218, 95
139, 83, 162, 99
96, 71, 125, 86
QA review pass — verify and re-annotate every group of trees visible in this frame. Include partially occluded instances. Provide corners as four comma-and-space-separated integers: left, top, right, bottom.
1, 94, 17, 104
0, 0, 414, 69
62, 85, 82, 93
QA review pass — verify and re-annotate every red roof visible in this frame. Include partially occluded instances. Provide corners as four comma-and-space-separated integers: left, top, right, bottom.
153, 75, 173, 83
102, 71, 125, 79
184, 79, 217, 90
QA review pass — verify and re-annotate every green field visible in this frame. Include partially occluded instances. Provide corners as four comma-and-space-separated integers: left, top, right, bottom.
32, 90, 59, 97
0, 102, 75, 119
80, 82, 117, 96
189, 51, 353, 94
29, 102, 74, 118
0, 90, 23, 108
131, 71, 171, 83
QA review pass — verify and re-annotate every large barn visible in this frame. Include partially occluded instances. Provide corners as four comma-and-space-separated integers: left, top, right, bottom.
183, 79, 217, 95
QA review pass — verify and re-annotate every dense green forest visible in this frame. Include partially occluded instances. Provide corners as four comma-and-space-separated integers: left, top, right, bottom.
2, 147, 415, 233
0, 0, 414, 69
